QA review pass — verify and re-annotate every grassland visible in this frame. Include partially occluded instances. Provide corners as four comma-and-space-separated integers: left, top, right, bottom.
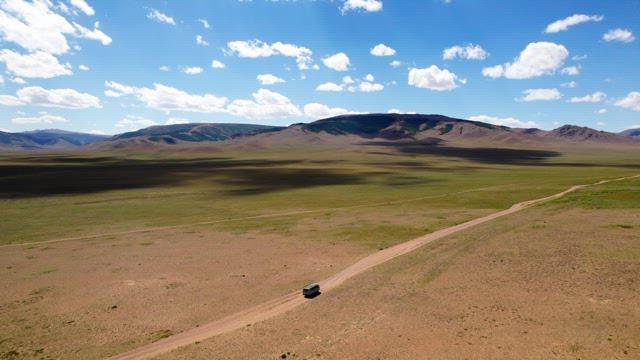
0, 141, 639, 359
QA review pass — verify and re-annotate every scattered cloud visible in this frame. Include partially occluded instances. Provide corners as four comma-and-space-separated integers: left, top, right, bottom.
226, 39, 313, 70
603, 28, 635, 43
442, 44, 488, 60
69, 0, 95, 16
390, 60, 401, 68
341, 0, 383, 14
181, 66, 203, 75
561, 81, 577, 88
198, 19, 210, 29
211, 60, 226, 69
561, 66, 579, 75
519, 88, 562, 102
567, 91, 606, 103
159, 65, 170, 71
105, 81, 228, 113
11, 113, 68, 124
0, 50, 72, 78
322, 52, 351, 71
79, 64, 89, 71
408, 65, 461, 91
0, 86, 101, 109
116, 115, 157, 130
359, 81, 384, 92
370, 43, 395, 56
228, 88, 301, 120
572, 54, 587, 61
388, 109, 416, 114
165, 117, 190, 125
482, 42, 568, 79
147, 8, 175, 25
316, 75, 383, 92
10, 77, 26, 84
316, 82, 344, 92
545, 14, 603, 33
257, 74, 285, 85
469, 115, 539, 128
615, 92, 640, 111
597, 108, 607, 114
196, 35, 209, 46
303, 103, 359, 119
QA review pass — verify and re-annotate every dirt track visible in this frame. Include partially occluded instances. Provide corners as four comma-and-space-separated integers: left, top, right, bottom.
109, 175, 638, 360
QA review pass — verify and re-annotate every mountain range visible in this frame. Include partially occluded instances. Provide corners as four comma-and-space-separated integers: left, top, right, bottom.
2, 114, 638, 151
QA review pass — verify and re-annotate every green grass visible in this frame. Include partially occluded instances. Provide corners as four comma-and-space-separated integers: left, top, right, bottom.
1, 144, 639, 246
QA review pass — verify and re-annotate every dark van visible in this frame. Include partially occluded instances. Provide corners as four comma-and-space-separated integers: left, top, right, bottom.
302, 283, 320, 298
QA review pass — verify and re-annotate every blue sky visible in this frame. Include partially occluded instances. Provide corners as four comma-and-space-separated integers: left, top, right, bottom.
0, 0, 639, 134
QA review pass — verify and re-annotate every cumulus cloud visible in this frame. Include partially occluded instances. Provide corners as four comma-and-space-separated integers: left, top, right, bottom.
227, 88, 301, 120
316, 82, 344, 92
322, 52, 351, 71
181, 66, 203, 75
545, 14, 603, 33
116, 115, 157, 130
0, 86, 101, 109
196, 35, 209, 46
482, 42, 568, 79
359, 81, 384, 92
0, 0, 111, 55
603, 28, 635, 43
442, 44, 488, 60
390, 60, 401, 68
316, 75, 383, 92
303, 103, 359, 119
105, 81, 228, 113
614, 92, 640, 111
469, 115, 539, 128
567, 91, 606, 103
561, 66, 579, 75
370, 43, 395, 56
69, 0, 94, 16
408, 65, 461, 91
518, 88, 562, 102
226, 39, 313, 70
0, 50, 72, 78
147, 8, 175, 25
257, 74, 285, 85
11, 113, 68, 124
211, 60, 225, 69
341, 0, 383, 14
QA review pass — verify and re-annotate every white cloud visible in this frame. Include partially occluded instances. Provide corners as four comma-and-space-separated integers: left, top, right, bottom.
342, 76, 355, 84
88, 129, 106, 135
116, 115, 157, 130
370, 43, 395, 56
196, 35, 209, 46
0, 86, 101, 109
257, 74, 285, 85
359, 81, 384, 92
519, 88, 562, 102
603, 28, 635, 43
390, 60, 401, 68
597, 108, 607, 114
211, 60, 226, 69
105, 81, 228, 113
561, 81, 577, 88
322, 52, 351, 71
228, 88, 301, 120
545, 14, 603, 33
572, 54, 588, 61
568, 92, 606, 103
0, 0, 111, 54
408, 65, 461, 91
79, 64, 89, 71
388, 109, 416, 114
198, 19, 210, 29
443, 44, 488, 60
10, 77, 25, 84
596, 121, 606, 127
11, 113, 68, 124
561, 66, 579, 75
147, 8, 175, 25
341, 0, 383, 13
159, 65, 170, 71
226, 39, 313, 70
181, 66, 203, 75
69, 0, 94, 16
482, 42, 568, 79
364, 74, 375, 82
303, 103, 358, 119
469, 115, 539, 128
316, 82, 344, 92
615, 92, 640, 111
0, 50, 72, 78
165, 117, 189, 125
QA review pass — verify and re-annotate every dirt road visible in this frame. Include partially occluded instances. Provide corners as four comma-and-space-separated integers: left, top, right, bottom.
107, 175, 636, 359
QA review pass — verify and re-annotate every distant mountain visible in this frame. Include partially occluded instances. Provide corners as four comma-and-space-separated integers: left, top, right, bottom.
0, 129, 108, 151
620, 128, 640, 138
544, 125, 629, 143
94, 123, 282, 149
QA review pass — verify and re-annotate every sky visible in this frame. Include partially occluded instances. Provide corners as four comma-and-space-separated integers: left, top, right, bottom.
0, 0, 639, 135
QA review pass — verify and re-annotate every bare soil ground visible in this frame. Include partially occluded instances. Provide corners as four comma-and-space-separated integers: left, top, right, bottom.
0, 227, 365, 359
155, 205, 640, 360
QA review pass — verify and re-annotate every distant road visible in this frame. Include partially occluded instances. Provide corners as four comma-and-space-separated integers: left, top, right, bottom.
109, 175, 639, 360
